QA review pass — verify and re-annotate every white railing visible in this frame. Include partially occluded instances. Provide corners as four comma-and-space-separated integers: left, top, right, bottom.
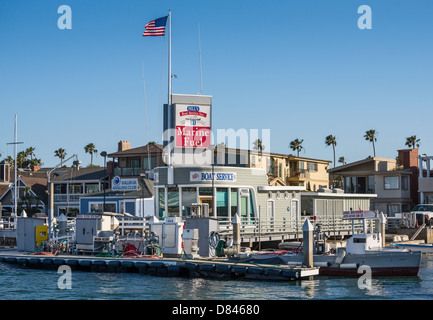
0, 217, 15, 230
118, 217, 147, 236
217, 216, 363, 239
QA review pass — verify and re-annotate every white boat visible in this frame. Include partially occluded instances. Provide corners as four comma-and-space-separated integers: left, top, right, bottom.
242, 211, 422, 276
390, 243, 433, 254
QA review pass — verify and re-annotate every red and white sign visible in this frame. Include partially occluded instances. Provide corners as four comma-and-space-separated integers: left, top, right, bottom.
175, 104, 211, 148
176, 126, 211, 148
343, 210, 376, 219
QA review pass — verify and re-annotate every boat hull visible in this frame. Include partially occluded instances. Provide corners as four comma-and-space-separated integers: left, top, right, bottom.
244, 250, 422, 277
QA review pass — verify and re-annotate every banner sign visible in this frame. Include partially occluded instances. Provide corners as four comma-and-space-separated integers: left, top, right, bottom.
112, 176, 138, 191
343, 210, 376, 219
190, 171, 237, 182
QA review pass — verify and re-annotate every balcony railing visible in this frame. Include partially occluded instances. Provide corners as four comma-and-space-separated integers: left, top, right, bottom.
289, 169, 310, 178
53, 194, 82, 202
113, 167, 144, 176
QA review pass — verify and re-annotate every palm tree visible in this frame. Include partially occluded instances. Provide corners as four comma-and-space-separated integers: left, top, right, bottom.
84, 143, 98, 165
338, 156, 346, 165
54, 148, 67, 166
405, 135, 420, 149
25, 147, 36, 160
325, 135, 337, 188
325, 135, 337, 168
289, 139, 304, 157
364, 129, 377, 157
4, 156, 14, 168
17, 151, 27, 168
252, 139, 265, 155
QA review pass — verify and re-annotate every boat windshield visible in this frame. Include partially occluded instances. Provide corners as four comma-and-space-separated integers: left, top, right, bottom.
412, 204, 433, 212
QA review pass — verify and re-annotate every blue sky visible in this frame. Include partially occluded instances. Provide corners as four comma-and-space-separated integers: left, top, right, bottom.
1, 0, 432, 167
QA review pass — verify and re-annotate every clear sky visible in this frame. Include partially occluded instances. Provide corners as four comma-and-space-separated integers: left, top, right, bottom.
1, 0, 432, 167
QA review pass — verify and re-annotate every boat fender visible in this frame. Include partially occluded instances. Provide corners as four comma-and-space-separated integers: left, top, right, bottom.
339, 263, 359, 269
314, 261, 331, 267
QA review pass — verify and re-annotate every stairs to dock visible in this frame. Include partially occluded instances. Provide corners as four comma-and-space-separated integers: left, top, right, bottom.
410, 223, 426, 241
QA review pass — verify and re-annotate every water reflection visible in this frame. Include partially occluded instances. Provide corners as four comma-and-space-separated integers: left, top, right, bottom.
1, 261, 433, 300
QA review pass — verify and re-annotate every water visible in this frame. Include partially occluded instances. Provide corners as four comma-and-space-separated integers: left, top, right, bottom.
1, 256, 433, 301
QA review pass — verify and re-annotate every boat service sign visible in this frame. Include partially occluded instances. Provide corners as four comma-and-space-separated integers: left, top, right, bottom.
175, 104, 211, 148
190, 172, 237, 182
343, 210, 376, 219
112, 176, 138, 191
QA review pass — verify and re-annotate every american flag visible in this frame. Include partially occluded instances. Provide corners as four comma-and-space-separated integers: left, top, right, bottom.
142, 16, 168, 37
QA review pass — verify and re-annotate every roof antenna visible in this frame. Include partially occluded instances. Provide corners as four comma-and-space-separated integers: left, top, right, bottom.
142, 59, 151, 171
198, 23, 203, 95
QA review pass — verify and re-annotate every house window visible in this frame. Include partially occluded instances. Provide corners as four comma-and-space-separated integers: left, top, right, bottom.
401, 176, 408, 190
182, 187, 197, 217
130, 159, 140, 168
231, 189, 238, 217
143, 157, 156, 170
85, 183, 99, 194
387, 204, 400, 217
308, 162, 317, 171
89, 202, 116, 213
69, 184, 83, 194
368, 176, 375, 193
167, 187, 179, 217
216, 188, 228, 217
384, 176, 399, 190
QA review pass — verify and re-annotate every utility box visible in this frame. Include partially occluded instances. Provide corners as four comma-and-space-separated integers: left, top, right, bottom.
183, 229, 199, 258
75, 214, 119, 252
149, 217, 184, 256
16, 217, 47, 252
35, 225, 48, 247
184, 217, 218, 257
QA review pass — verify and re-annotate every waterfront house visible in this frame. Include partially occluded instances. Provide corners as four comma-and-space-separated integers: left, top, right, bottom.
50, 167, 109, 216
0, 175, 47, 216
79, 178, 154, 217
107, 141, 164, 178
328, 149, 419, 216
418, 154, 433, 204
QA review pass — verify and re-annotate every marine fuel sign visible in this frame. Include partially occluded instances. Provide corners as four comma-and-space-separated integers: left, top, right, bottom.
175, 104, 211, 148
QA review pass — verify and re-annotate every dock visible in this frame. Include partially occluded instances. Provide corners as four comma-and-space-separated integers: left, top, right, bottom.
0, 250, 318, 281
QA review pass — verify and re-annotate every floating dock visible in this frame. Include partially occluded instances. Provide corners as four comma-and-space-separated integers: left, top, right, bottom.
0, 251, 318, 281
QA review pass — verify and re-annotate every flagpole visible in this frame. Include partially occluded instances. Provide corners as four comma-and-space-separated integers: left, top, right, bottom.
168, 10, 172, 108
167, 10, 174, 184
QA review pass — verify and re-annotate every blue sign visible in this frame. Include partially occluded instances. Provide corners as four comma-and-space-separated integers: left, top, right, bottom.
112, 176, 138, 191
187, 106, 200, 112
113, 176, 121, 186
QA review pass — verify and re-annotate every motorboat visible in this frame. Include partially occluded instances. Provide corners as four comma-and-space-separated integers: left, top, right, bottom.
242, 211, 422, 276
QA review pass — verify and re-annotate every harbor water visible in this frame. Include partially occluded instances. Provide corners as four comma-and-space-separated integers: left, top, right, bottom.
1, 255, 433, 301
